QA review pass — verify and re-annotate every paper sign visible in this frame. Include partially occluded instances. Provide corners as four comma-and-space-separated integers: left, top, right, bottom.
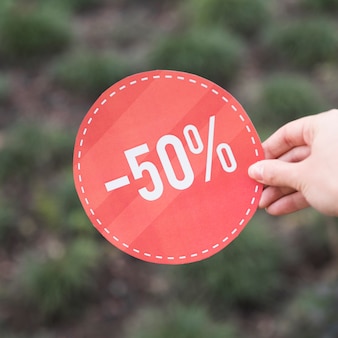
73, 70, 263, 264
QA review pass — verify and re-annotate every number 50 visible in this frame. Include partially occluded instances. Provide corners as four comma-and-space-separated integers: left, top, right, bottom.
125, 135, 194, 201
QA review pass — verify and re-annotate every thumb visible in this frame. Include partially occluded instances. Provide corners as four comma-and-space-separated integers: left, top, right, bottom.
248, 160, 301, 189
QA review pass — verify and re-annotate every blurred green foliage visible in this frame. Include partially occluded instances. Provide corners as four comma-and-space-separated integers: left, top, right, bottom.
280, 280, 338, 338
294, 215, 333, 268
0, 2, 71, 64
254, 74, 325, 128
53, 52, 131, 98
0, 124, 74, 184
49, 0, 101, 12
187, 0, 270, 37
264, 19, 338, 70
33, 171, 95, 237
0, 1, 337, 337
16, 238, 102, 319
172, 215, 285, 311
303, 0, 338, 11
0, 74, 10, 103
0, 199, 16, 245
150, 29, 244, 86
125, 305, 240, 338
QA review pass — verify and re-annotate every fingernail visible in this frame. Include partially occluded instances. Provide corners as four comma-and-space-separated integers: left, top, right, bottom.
248, 162, 264, 181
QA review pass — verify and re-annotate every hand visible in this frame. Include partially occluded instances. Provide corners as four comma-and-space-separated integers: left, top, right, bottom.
248, 109, 338, 216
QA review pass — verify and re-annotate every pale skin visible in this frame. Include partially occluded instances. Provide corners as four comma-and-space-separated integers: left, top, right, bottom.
248, 109, 338, 216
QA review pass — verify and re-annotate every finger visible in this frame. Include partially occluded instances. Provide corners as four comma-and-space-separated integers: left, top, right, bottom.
263, 115, 314, 159
278, 145, 311, 163
259, 186, 296, 209
264, 191, 310, 216
248, 160, 302, 190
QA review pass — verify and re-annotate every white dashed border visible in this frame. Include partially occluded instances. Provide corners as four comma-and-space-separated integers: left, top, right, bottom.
75, 71, 262, 263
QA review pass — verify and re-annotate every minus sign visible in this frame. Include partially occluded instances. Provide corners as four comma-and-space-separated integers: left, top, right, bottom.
105, 176, 130, 192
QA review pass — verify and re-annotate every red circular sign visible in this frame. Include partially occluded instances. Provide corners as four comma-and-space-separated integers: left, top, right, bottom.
73, 70, 263, 264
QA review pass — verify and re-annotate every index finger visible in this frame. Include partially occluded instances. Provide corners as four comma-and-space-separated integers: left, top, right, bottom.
263, 115, 315, 159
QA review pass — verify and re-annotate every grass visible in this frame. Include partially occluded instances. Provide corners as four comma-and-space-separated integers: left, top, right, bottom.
150, 28, 244, 86
171, 214, 285, 312
0, 1, 337, 337
0, 123, 74, 184
0, 198, 16, 246
254, 74, 325, 128
303, 0, 338, 11
263, 18, 338, 70
279, 280, 338, 338
0, 74, 10, 103
33, 171, 96, 237
46, 0, 103, 12
125, 304, 241, 338
0, 2, 71, 64
52, 51, 132, 98
17, 238, 102, 319
187, 0, 270, 37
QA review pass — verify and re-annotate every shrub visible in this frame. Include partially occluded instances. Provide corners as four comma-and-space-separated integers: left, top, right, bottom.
279, 280, 338, 338
33, 171, 95, 237
56, 174, 95, 236
171, 214, 285, 311
33, 188, 61, 229
0, 330, 53, 338
303, 0, 338, 11
53, 52, 131, 98
53, 170, 85, 217
0, 74, 10, 103
254, 75, 325, 128
0, 123, 74, 184
54, 0, 100, 12
0, 3, 71, 64
264, 19, 338, 70
0, 199, 16, 245
125, 305, 240, 338
67, 208, 94, 235
285, 212, 333, 270
38, 0, 105, 13
150, 29, 244, 86
188, 0, 270, 37
17, 238, 101, 319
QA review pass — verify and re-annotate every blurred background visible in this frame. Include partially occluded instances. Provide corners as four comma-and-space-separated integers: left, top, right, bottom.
0, 0, 338, 337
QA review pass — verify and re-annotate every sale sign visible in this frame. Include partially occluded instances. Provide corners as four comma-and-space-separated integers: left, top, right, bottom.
73, 70, 263, 264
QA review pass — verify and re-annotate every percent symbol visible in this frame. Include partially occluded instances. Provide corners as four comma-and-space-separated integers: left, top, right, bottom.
204, 115, 237, 182
105, 115, 237, 201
